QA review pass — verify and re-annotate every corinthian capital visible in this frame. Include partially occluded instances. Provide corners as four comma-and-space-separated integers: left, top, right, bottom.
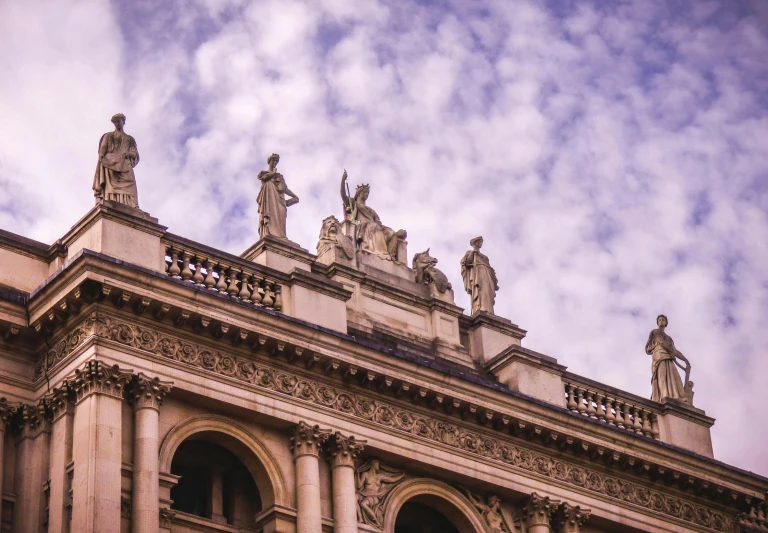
130, 373, 173, 410
71, 360, 133, 401
555, 502, 591, 533
524, 493, 560, 529
0, 398, 22, 429
44, 382, 75, 421
15, 402, 51, 439
290, 421, 331, 458
327, 431, 366, 468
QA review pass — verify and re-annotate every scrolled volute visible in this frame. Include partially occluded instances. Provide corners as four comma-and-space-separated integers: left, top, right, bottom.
290, 421, 331, 458
130, 372, 173, 410
71, 360, 133, 401
327, 431, 366, 468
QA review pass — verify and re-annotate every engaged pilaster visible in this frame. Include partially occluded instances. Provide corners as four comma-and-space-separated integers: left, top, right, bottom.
70, 360, 133, 533
327, 432, 366, 533
523, 493, 560, 533
129, 373, 173, 533
14, 402, 52, 533
0, 399, 20, 512
47, 383, 75, 533
290, 422, 331, 533
554, 502, 591, 533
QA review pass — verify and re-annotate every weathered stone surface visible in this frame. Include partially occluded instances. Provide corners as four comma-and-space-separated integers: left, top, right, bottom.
93, 113, 140, 208
646, 315, 694, 404
256, 153, 299, 240
461, 236, 499, 315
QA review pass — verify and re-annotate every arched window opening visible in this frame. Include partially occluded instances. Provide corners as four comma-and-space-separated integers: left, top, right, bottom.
395, 501, 461, 533
170, 439, 262, 527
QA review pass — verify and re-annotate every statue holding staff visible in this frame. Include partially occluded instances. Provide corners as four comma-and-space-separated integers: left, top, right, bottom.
340, 170, 406, 262
460, 236, 499, 315
645, 314, 693, 403
93, 113, 140, 208
257, 153, 299, 240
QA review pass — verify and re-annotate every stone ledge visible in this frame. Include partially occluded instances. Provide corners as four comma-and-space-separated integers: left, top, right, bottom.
660, 398, 715, 428
287, 268, 352, 302
460, 311, 527, 340
61, 200, 166, 249
240, 235, 316, 265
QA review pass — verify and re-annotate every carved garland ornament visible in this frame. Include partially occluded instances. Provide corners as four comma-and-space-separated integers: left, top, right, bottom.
42, 313, 736, 532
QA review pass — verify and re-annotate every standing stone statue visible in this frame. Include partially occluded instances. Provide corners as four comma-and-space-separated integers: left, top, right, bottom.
645, 314, 693, 404
257, 153, 299, 239
340, 170, 407, 262
461, 236, 499, 315
93, 113, 140, 208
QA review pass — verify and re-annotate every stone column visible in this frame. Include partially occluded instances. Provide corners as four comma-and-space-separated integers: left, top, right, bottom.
129, 373, 172, 533
554, 502, 590, 533
0, 399, 21, 508
290, 422, 330, 533
327, 432, 366, 533
13, 403, 52, 533
523, 493, 559, 533
70, 360, 133, 533
209, 468, 227, 524
47, 385, 75, 533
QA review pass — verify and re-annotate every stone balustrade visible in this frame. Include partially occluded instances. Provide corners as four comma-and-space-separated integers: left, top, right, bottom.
162, 236, 284, 311
564, 380, 660, 439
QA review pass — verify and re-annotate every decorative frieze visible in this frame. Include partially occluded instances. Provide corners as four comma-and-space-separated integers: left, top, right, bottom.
290, 422, 331, 458
129, 372, 173, 410
327, 432, 366, 468
71, 360, 133, 401
555, 502, 591, 533
40, 313, 738, 532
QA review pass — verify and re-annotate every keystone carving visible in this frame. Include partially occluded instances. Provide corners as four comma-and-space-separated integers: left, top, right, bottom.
290, 422, 331, 458
130, 373, 173, 410
327, 431, 366, 468
71, 360, 133, 401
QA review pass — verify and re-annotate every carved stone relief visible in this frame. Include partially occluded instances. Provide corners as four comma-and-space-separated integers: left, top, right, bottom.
356, 459, 406, 528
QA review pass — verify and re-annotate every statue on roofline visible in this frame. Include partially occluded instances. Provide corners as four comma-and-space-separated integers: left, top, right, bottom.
257, 153, 299, 240
461, 236, 499, 315
93, 113, 140, 208
645, 314, 694, 404
340, 170, 407, 262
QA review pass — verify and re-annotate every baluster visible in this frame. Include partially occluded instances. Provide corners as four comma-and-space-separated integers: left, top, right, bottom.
167, 248, 181, 277
605, 397, 616, 425
566, 385, 578, 411
203, 259, 215, 289
239, 271, 252, 300
226, 268, 239, 296
576, 388, 586, 415
632, 407, 643, 433
273, 285, 283, 310
650, 414, 660, 439
180, 252, 193, 281
250, 277, 263, 304
192, 256, 204, 284
623, 402, 633, 429
215, 263, 228, 292
596, 393, 607, 422
585, 391, 596, 418
642, 409, 653, 437
262, 281, 275, 307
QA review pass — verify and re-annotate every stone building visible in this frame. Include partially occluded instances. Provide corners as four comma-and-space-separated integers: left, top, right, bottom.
0, 179, 767, 533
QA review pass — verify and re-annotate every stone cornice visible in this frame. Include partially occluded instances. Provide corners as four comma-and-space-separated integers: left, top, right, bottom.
129, 372, 173, 410
60, 201, 166, 250
327, 431, 366, 468
290, 421, 331, 458
71, 360, 133, 402
40, 311, 741, 531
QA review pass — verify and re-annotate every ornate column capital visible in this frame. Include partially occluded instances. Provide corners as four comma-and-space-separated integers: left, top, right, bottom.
129, 372, 173, 410
44, 382, 75, 422
71, 360, 133, 402
159, 508, 176, 529
555, 502, 591, 533
14, 402, 52, 439
290, 421, 331, 458
0, 397, 22, 429
327, 431, 366, 468
524, 493, 560, 529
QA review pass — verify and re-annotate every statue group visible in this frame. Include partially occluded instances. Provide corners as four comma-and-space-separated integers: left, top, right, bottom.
90, 113, 696, 405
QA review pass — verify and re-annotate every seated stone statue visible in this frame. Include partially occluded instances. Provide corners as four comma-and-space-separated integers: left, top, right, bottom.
340, 170, 406, 262
412, 249, 452, 294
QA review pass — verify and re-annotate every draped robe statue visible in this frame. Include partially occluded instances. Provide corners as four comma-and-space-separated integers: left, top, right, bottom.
645, 315, 692, 403
461, 236, 499, 315
257, 153, 299, 239
93, 113, 140, 208
340, 170, 406, 262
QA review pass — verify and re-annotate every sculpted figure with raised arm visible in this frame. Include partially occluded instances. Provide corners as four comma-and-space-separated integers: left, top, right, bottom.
355, 459, 405, 528
340, 170, 407, 262
93, 113, 140, 208
645, 314, 694, 404
461, 236, 499, 315
257, 153, 299, 239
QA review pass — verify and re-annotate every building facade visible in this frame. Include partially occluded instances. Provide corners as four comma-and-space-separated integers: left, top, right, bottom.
0, 191, 767, 533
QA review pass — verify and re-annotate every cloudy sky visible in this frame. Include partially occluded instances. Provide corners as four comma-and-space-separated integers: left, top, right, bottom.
1, 0, 767, 473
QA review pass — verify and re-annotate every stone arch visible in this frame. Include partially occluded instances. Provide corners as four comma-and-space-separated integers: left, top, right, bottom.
383, 478, 488, 533
159, 414, 289, 508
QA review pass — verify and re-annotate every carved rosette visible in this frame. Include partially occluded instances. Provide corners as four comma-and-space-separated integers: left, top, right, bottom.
129, 373, 173, 410
327, 431, 366, 468
524, 493, 559, 529
556, 502, 591, 533
290, 421, 331, 458
0, 397, 22, 430
71, 360, 133, 402
159, 508, 176, 529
